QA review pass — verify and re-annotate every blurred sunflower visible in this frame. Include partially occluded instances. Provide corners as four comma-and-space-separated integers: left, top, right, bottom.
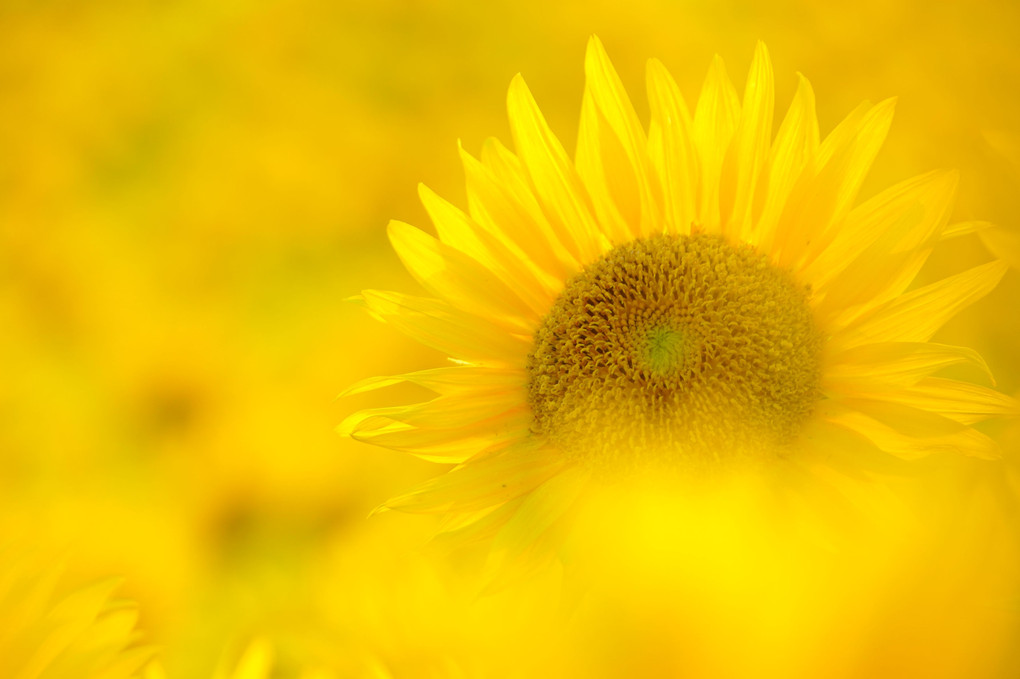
144, 639, 342, 679
0, 547, 154, 679
343, 37, 1018, 562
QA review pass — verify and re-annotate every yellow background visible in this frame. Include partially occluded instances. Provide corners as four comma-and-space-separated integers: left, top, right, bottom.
1, 0, 1019, 676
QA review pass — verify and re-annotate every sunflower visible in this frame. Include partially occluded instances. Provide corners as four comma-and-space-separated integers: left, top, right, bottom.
342, 38, 1018, 562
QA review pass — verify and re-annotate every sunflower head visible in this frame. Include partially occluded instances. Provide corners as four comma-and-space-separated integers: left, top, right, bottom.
527, 232, 822, 475
343, 36, 1017, 564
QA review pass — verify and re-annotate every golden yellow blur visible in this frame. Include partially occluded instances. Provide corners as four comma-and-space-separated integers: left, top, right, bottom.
2, 1, 1019, 677
0, 547, 153, 678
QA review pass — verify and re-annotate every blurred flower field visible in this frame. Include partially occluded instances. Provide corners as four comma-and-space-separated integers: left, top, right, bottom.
2, 1, 1020, 677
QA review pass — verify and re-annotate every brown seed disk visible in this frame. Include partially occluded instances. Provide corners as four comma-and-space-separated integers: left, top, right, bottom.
526, 233, 822, 474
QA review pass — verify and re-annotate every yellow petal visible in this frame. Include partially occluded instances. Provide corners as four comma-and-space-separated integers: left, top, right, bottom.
222, 639, 273, 679
356, 290, 530, 364
582, 36, 659, 237
797, 416, 914, 478
482, 465, 590, 588
692, 55, 741, 232
805, 169, 957, 293
979, 223, 1020, 270
811, 170, 958, 328
101, 647, 159, 679
829, 261, 1009, 351
419, 183, 553, 316
814, 248, 929, 332
507, 74, 608, 264
433, 497, 525, 547
339, 396, 531, 463
755, 73, 818, 251
460, 141, 576, 282
646, 57, 698, 236
340, 366, 525, 398
388, 220, 536, 332
349, 389, 526, 430
849, 378, 1020, 425
23, 579, 123, 679
382, 440, 565, 514
480, 135, 530, 192
576, 88, 637, 245
488, 465, 589, 566
942, 220, 993, 240
825, 341, 994, 391
720, 41, 774, 241
143, 662, 169, 679
774, 99, 896, 270
345, 421, 528, 464
821, 399, 1000, 460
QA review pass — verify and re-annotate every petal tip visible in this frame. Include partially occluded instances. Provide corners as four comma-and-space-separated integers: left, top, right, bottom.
876, 96, 899, 115
368, 503, 392, 518
416, 182, 435, 202
336, 416, 358, 438
508, 72, 528, 96
386, 219, 416, 242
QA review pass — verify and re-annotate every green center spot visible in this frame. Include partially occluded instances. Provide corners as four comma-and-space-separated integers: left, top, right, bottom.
642, 326, 691, 375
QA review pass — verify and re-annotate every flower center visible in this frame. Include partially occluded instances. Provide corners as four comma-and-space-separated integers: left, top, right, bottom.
642, 326, 693, 375
526, 233, 822, 473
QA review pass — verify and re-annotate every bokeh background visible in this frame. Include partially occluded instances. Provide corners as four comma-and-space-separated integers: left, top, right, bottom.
2, 0, 1019, 676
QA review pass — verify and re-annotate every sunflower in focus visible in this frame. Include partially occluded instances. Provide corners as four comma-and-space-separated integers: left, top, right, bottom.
343, 37, 1018, 561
